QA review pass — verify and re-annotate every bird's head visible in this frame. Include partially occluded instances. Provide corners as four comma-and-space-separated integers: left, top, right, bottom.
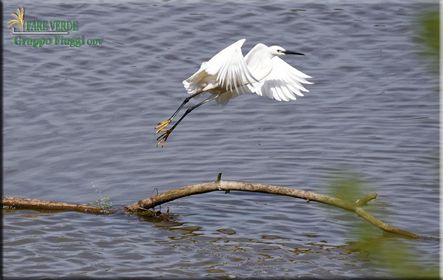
269, 45, 304, 57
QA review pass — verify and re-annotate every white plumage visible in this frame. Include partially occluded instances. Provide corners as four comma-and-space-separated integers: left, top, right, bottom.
156, 38, 313, 145
182, 38, 312, 103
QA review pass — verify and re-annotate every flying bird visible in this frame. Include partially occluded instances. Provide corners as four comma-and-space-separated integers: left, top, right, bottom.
155, 38, 312, 146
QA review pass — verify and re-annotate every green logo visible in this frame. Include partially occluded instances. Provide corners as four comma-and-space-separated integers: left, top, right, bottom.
9, 6, 103, 48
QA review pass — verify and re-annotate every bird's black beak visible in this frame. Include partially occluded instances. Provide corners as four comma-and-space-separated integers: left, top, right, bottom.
284, 50, 304, 55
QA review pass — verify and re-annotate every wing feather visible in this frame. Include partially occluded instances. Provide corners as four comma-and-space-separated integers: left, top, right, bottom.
183, 39, 259, 94
246, 57, 313, 102
205, 38, 257, 91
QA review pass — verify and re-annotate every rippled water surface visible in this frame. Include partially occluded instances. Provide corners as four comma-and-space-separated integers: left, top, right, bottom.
3, 0, 439, 278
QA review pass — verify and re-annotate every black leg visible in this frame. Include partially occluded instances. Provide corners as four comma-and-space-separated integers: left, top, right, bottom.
157, 94, 219, 146
155, 91, 204, 133
169, 91, 204, 121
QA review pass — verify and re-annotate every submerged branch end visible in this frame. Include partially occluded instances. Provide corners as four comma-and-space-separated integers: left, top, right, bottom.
3, 196, 114, 214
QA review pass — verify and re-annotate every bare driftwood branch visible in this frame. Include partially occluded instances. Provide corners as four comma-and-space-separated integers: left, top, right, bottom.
125, 180, 435, 240
3, 180, 437, 240
3, 196, 115, 214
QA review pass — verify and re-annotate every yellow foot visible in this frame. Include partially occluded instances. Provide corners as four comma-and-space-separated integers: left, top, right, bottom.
156, 129, 172, 147
155, 119, 171, 134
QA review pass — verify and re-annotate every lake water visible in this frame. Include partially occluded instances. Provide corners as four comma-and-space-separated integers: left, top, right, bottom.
3, 0, 439, 278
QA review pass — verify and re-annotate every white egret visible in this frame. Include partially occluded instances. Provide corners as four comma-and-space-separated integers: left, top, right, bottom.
156, 38, 312, 145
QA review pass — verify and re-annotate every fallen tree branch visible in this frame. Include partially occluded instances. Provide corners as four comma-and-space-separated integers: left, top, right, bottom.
125, 180, 436, 240
3, 196, 115, 214
3, 180, 437, 240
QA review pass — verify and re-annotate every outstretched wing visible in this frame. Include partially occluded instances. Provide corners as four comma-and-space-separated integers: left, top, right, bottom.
183, 39, 258, 94
205, 38, 258, 91
248, 57, 312, 102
